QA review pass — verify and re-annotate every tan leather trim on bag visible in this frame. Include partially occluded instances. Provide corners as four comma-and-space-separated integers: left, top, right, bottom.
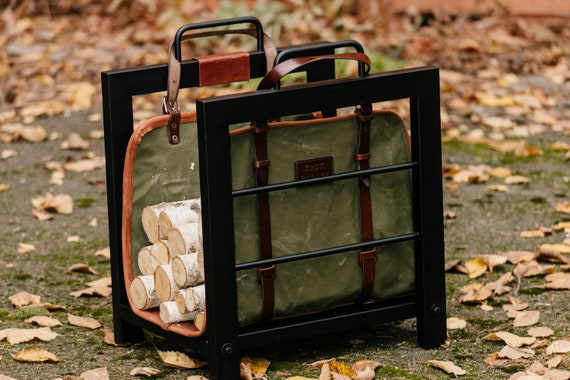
123, 112, 207, 337
197, 51, 251, 87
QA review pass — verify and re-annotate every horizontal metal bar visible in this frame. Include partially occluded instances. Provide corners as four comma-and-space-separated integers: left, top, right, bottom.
235, 232, 419, 271
232, 161, 416, 197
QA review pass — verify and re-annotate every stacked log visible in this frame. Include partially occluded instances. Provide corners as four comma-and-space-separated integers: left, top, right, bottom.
130, 198, 206, 328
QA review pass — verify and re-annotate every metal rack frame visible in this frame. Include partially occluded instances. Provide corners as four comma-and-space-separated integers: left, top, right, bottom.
102, 53, 446, 379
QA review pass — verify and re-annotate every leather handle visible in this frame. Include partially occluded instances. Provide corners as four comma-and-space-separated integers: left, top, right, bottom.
257, 52, 371, 91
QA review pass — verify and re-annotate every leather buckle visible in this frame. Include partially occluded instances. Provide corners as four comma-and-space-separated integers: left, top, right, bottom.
258, 265, 276, 281
359, 249, 377, 266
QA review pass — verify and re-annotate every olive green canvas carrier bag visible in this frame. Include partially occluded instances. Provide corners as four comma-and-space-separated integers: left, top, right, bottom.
122, 50, 415, 338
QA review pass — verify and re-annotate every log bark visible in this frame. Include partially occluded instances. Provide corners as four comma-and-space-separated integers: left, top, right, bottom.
159, 301, 195, 324
154, 264, 179, 302
158, 198, 201, 236
171, 252, 205, 288
167, 222, 202, 257
186, 284, 205, 312
130, 275, 160, 310
137, 240, 170, 275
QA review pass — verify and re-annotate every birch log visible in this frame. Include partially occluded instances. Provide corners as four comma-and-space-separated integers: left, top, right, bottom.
137, 240, 170, 275
174, 284, 205, 314
158, 198, 201, 236
171, 252, 204, 288
159, 301, 195, 324
141, 204, 168, 243
193, 312, 205, 331
130, 275, 160, 310
168, 222, 202, 257
154, 264, 179, 302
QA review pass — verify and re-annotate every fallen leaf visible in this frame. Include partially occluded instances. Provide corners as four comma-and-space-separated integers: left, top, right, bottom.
427, 360, 466, 376
68, 313, 102, 329
483, 354, 509, 368
80, 367, 109, 380
70, 285, 112, 298
486, 272, 514, 295
546, 340, 570, 355
17, 243, 35, 254
31, 192, 74, 215
95, 247, 111, 259
1, 149, 17, 159
465, 256, 488, 278
130, 367, 161, 377
459, 282, 493, 303
539, 243, 570, 255
12, 348, 59, 362
25, 316, 62, 328
186, 377, 210, 380
0, 327, 58, 344
63, 156, 105, 172
482, 254, 507, 272
60, 132, 89, 150
555, 202, 570, 214
514, 260, 555, 277
484, 331, 536, 348
86, 276, 112, 288
504, 175, 531, 185
496, 345, 535, 359
240, 357, 271, 379
351, 360, 382, 380
68, 263, 98, 274
547, 355, 562, 369
156, 349, 207, 369
9, 291, 41, 307
447, 317, 467, 330
512, 310, 540, 327
505, 250, 536, 264
67, 235, 80, 242
527, 327, 554, 338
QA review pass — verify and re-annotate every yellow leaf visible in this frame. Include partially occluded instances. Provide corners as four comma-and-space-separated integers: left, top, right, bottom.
427, 360, 466, 376
156, 349, 207, 369
329, 359, 356, 377
12, 348, 59, 362
465, 256, 487, 278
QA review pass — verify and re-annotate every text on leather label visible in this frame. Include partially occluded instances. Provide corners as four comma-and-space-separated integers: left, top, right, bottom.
295, 156, 334, 181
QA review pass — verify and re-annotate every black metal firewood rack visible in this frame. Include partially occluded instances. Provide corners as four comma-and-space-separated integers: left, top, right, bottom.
102, 33, 446, 379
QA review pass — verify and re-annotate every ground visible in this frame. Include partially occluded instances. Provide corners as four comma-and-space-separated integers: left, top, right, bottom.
1, 1, 570, 379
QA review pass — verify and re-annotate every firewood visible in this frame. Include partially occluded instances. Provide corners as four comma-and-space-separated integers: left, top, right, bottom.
167, 222, 202, 257
159, 301, 195, 324
141, 204, 168, 243
154, 264, 179, 302
174, 284, 205, 314
137, 240, 170, 275
193, 312, 205, 331
171, 252, 204, 288
130, 275, 160, 310
158, 198, 201, 236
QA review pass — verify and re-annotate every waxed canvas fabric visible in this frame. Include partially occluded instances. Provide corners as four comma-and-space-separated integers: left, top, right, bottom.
126, 110, 414, 327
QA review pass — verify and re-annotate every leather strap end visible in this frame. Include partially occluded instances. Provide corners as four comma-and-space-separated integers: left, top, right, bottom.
167, 109, 181, 145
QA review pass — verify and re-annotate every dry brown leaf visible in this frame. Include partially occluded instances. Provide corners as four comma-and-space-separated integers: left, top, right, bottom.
156, 349, 207, 369
540, 243, 570, 255
31, 192, 74, 215
351, 360, 382, 380
458, 282, 493, 303
25, 316, 62, 328
447, 317, 467, 330
80, 367, 109, 380
68, 313, 102, 329
427, 360, 466, 376
482, 254, 508, 272
17, 242, 35, 254
32, 209, 54, 221
444, 259, 462, 272
68, 263, 98, 275
86, 276, 112, 288
95, 247, 111, 259
487, 167, 513, 178
504, 175, 531, 185
240, 356, 271, 379
512, 310, 540, 327
483, 354, 509, 368
514, 260, 556, 277
547, 355, 563, 369
546, 340, 570, 355
129, 367, 161, 377
484, 331, 536, 348
553, 221, 570, 231
486, 185, 509, 192
541, 278, 570, 290
486, 272, 514, 295
496, 345, 535, 359
12, 348, 59, 363
537, 247, 570, 264
520, 230, 546, 238
1, 149, 17, 159
505, 250, 536, 264
0, 327, 58, 344
70, 285, 112, 298
527, 327, 554, 338
60, 132, 90, 150
465, 256, 488, 278
555, 202, 570, 214
186, 377, 210, 380
9, 291, 41, 307
63, 156, 105, 172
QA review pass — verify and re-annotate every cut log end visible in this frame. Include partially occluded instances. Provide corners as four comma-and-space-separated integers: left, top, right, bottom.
130, 275, 160, 310
159, 301, 195, 324
154, 264, 178, 302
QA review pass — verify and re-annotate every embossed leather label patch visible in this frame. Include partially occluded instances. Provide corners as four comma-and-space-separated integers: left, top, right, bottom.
295, 156, 334, 181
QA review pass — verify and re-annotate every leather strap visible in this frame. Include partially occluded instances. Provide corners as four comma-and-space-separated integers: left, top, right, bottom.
257, 52, 371, 90
164, 28, 277, 144
253, 120, 275, 320
355, 104, 376, 303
